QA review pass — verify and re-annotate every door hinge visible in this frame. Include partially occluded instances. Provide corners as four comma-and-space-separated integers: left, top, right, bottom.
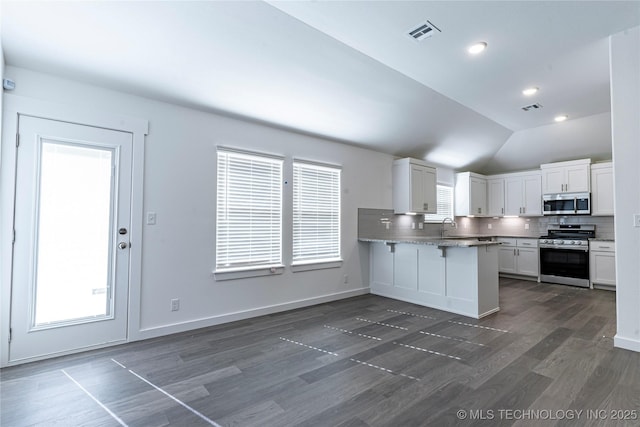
9, 328, 12, 344
12, 229, 16, 245
16, 133, 20, 147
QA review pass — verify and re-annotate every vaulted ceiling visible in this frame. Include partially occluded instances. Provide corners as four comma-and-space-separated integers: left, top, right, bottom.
2, 1, 639, 173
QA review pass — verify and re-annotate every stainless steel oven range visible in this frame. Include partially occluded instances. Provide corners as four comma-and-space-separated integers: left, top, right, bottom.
539, 224, 595, 288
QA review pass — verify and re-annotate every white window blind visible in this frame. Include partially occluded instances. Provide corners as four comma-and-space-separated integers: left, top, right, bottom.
424, 185, 454, 223
216, 149, 283, 271
292, 162, 341, 264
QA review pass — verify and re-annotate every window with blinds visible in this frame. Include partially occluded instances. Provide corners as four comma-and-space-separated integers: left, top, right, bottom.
292, 161, 341, 264
216, 149, 283, 271
424, 184, 454, 223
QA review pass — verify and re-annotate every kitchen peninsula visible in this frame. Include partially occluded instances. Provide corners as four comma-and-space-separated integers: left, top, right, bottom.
361, 237, 501, 319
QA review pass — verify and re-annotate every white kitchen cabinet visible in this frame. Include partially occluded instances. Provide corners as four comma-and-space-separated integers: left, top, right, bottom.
591, 162, 614, 216
393, 158, 437, 214
541, 158, 591, 194
497, 238, 539, 278
455, 172, 487, 216
498, 245, 517, 274
370, 242, 394, 288
504, 172, 542, 216
487, 178, 505, 216
590, 240, 616, 289
368, 241, 499, 319
394, 244, 418, 290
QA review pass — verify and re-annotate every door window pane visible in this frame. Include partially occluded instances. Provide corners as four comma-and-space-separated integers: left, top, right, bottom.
34, 141, 115, 326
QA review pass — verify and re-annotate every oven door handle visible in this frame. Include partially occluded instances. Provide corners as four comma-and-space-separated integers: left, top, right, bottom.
574, 197, 577, 214
539, 246, 589, 252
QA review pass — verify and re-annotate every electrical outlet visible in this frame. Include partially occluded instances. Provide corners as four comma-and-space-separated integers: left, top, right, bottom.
411, 222, 416, 229
634, 214, 640, 227
418, 222, 423, 230
171, 298, 180, 312
147, 212, 157, 225
525, 223, 530, 230
488, 223, 492, 229
343, 274, 348, 284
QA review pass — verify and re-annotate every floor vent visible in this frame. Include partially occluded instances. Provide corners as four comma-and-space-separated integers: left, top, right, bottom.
407, 21, 441, 41
521, 103, 543, 111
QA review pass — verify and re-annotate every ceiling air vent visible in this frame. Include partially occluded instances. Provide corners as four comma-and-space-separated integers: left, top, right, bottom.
407, 20, 441, 42
521, 103, 543, 112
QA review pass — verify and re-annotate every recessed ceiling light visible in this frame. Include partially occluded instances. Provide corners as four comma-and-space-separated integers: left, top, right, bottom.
554, 115, 568, 122
522, 87, 539, 96
467, 42, 487, 55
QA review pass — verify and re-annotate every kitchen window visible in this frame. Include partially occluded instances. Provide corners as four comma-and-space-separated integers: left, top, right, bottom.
292, 161, 342, 270
424, 184, 454, 223
215, 148, 283, 278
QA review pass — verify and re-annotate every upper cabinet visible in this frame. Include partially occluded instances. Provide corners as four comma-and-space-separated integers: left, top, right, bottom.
504, 172, 542, 216
393, 158, 437, 214
455, 172, 487, 216
540, 158, 591, 194
486, 171, 542, 217
487, 178, 505, 216
591, 162, 614, 216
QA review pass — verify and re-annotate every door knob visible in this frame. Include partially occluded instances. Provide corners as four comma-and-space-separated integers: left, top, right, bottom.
118, 242, 128, 249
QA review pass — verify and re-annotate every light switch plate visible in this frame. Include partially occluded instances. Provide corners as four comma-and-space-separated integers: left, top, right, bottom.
147, 212, 157, 225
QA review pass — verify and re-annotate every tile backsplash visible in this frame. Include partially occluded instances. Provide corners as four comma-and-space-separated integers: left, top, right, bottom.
358, 208, 615, 240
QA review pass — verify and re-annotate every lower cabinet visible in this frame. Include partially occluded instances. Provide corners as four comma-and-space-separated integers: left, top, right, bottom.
590, 241, 616, 290
369, 242, 499, 319
497, 238, 539, 279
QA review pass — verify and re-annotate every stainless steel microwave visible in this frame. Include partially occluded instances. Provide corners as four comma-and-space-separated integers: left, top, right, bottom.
543, 192, 590, 215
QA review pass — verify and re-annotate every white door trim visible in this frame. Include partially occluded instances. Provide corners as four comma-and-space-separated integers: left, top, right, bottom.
1, 94, 148, 367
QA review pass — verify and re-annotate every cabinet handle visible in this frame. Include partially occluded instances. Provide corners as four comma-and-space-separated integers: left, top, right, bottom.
501, 207, 504, 214
424, 203, 428, 210
513, 248, 516, 255
517, 249, 520, 256
522, 207, 526, 214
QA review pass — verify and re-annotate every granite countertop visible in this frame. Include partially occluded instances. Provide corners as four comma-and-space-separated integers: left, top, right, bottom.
452, 234, 542, 239
358, 237, 501, 248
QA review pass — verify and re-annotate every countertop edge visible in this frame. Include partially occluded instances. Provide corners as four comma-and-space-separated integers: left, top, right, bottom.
358, 238, 502, 247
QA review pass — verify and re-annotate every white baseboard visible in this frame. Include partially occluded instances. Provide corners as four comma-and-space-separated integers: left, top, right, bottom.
134, 287, 370, 341
614, 334, 640, 353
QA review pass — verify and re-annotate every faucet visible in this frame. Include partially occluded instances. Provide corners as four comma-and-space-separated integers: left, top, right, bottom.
441, 217, 456, 239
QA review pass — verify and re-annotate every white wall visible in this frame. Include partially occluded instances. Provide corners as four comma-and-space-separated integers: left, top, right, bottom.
0, 66, 394, 343
611, 26, 640, 353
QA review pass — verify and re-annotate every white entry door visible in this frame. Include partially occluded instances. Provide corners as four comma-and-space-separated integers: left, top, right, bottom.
9, 116, 132, 364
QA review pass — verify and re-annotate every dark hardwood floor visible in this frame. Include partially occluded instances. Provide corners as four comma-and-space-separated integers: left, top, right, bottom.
2, 279, 639, 426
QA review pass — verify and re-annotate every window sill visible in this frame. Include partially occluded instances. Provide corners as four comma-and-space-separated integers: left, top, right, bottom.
291, 259, 343, 272
214, 265, 285, 281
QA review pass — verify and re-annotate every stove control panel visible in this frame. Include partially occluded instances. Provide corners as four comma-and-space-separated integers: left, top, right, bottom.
539, 238, 589, 248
